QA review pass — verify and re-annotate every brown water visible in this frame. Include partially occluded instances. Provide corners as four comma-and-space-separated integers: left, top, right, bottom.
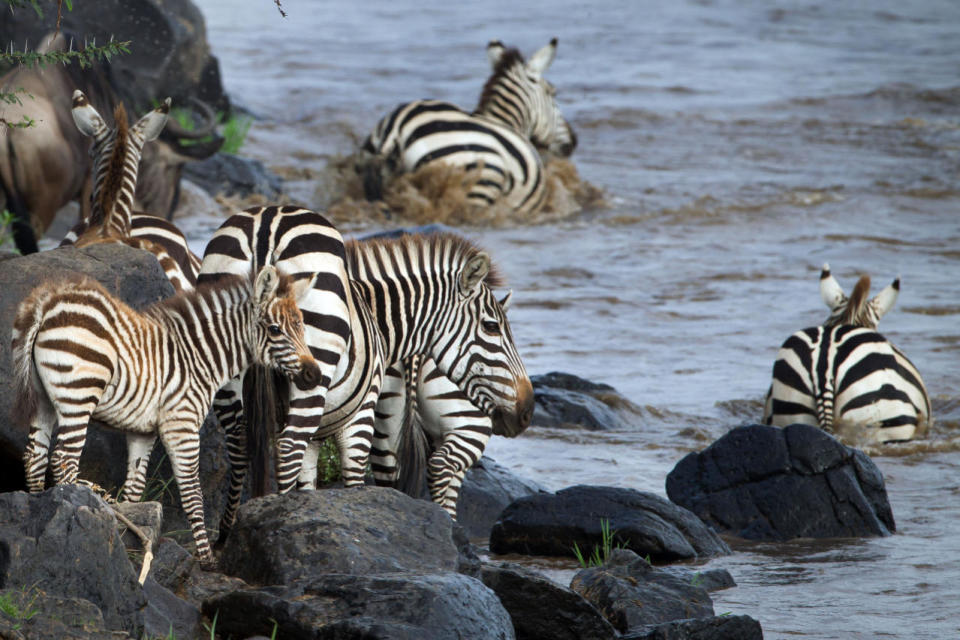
187, 1, 960, 636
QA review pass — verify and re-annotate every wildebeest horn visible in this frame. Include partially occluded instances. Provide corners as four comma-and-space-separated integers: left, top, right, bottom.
161, 97, 224, 158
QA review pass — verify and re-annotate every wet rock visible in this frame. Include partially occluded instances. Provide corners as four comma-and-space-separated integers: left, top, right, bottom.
0, 589, 110, 639
666, 423, 896, 540
660, 567, 737, 592
0, 486, 146, 635
149, 538, 249, 608
620, 614, 764, 640
480, 562, 616, 640
489, 485, 730, 561
219, 487, 461, 585
202, 572, 515, 640
1, 0, 229, 112
571, 549, 714, 633
458, 456, 548, 540
531, 371, 639, 430
142, 576, 202, 640
182, 153, 283, 199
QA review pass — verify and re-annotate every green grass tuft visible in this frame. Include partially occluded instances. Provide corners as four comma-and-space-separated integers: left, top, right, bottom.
572, 518, 627, 568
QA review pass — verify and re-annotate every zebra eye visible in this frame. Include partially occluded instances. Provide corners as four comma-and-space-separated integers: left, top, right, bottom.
482, 320, 500, 334
268, 324, 282, 336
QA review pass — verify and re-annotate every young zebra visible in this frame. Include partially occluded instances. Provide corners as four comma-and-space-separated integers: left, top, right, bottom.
12, 265, 318, 564
763, 264, 931, 443
61, 90, 201, 292
363, 38, 576, 216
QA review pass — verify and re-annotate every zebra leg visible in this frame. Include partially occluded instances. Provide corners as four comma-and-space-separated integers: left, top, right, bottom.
120, 433, 157, 502
275, 383, 328, 494
158, 420, 213, 566
426, 430, 492, 520
23, 395, 57, 493
49, 403, 101, 486
371, 363, 407, 486
337, 407, 377, 487
213, 380, 248, 543
297, 439, 322, 490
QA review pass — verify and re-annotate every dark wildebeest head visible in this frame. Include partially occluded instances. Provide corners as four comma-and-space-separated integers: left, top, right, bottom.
0, 32, 222, 254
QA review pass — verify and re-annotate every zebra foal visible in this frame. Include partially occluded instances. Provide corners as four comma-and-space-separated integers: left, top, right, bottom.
363, 38, 576, 216
11, 265, 319, 564
763, 264, 930, 443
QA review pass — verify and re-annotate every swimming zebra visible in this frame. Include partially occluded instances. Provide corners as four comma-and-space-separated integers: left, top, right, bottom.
61, 90, 201, 292
763, 264, 930, 443
363, 38, 576, 215
11, 265, 318, 564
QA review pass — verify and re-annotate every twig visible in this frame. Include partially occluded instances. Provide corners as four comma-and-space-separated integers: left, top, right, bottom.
112, 508, 154, 585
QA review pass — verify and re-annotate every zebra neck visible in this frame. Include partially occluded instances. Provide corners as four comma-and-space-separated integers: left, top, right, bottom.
88, 137, 140, 236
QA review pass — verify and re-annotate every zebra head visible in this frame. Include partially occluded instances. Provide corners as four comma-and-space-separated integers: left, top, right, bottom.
478, 38, 577, 158
428, 240, 534, 436
253, 266, 322, 389
819, 263, 900, 329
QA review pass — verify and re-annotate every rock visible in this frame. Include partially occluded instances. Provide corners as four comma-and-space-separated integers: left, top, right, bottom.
149, 538, 249, 609
219, 487, 461, 585
182, 153, 283, 199
114, 501, 163, 551
666, 423, 896, 540
202, 572, 515, 640
489, 485, 730, 561
457, 456, 547, 540
0, 589, 110, 639
620, 615, 764, 640
660, 567, 737, 592
1, 0, 229, 112
0, 243, 174, 492
571, 549, 714, 633
531, 371, 640, 430
142, 577, 202, 640
0, 486, 146, 635
480, 562, 616, 640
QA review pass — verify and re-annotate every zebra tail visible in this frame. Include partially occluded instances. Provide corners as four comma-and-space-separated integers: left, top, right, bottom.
815, 388, 836, 433
394, 370, 430, 500
242, 364, 284, 497
10, 291, 48, 425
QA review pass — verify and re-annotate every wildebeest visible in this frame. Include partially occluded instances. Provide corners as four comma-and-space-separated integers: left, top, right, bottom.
0, 32, 222, 254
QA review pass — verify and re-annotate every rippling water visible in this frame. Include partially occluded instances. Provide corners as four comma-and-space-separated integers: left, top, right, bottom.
190, 1, 960, 636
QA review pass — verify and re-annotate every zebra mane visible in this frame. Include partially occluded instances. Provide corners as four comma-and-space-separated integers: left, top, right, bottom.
476, 47, 526, 113
91, 104, 130, 230
346, 232, 505, 289
831, 275, 871, 327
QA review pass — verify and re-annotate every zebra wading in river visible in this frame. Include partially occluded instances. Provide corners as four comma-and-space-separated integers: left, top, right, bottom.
12, 265, 319, 564
61, 90, 201, 292
763, 264, 931, 443
362, 38, 576, 216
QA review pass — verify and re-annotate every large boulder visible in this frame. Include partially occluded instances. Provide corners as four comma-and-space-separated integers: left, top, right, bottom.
480, 562, 616, 640
203, 572, 515, 640
1, 0, 228, 112
531, 371, 642, 430
570, 549, 714, 633
666, 423, 896, 540
458, 456, 547, 540
621, 615, 764, 640
183, 153, 283, 199
489, 485, 730, 561
0, 486, 146, 635
0, 589, 110, 639
219, 487, 465, 585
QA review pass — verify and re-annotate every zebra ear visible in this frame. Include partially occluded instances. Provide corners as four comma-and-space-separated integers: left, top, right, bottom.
133, 97, 171, 143
527, 37, 558, 76
819, 263, 845, 310
460, 252, 491, 296
487, 40, 506, 68
499, 290, 513, 312
71, 90, 107, 138
870, 276, 900, 321
289, 273, 318, 304
254, 265, 280, 309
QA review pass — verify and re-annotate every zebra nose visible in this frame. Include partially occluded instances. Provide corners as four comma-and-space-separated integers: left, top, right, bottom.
293, 360, 321, 390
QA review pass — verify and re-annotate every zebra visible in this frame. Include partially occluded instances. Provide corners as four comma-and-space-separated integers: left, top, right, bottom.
61, 90, 201, 292
362, 38, 576, 216
11, 264, 319, 564
763, 264, 931, 443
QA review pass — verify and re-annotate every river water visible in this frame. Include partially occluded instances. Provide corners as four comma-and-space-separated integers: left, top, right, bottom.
188, 1, 960, 637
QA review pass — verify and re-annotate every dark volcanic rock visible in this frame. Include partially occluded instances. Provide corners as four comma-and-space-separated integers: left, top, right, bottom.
480, 562, 616, 640
666, 423, 896, 540
458, 456, 547, 540
621, 614, 764, 640
660, 567, 737, 592
489, 485, 729, 561
142, 577, 202, 640
531, 371, 640, 430
0, 589, 110, 639
220, 487, 461, 585
0, 486, 145, 635
571, 549, 714, 633
203, 572, 515, 640
183, 152, 283, 199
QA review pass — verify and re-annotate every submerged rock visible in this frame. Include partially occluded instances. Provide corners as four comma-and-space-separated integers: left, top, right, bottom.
620, 614, 764, 640
458, 456, 547, 540
571, 549, 714, 632
183, 152, 283, 199
666, 423, 896, 540
489, 485, 729, 561
531, 371, 640, 430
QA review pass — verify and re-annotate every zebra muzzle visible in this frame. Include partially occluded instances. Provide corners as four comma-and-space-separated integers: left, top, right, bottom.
292, 359, 321, 390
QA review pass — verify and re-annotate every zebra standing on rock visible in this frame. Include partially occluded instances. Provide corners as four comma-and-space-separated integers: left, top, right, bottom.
763, 264, 931, 443
363, 38, 576, 215
11, 265, 319, 564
